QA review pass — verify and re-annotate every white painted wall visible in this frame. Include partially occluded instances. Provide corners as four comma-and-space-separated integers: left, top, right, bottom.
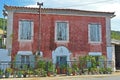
0, 49, 11, 61
107, 46, 116, 71
111, 45, 116, 71
0, 49, 11, 71
106, 17, 111, 47
6, 11, 13, 53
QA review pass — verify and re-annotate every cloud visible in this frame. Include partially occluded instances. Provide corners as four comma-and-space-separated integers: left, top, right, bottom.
25, 5, 38, 8
26, 0, 120, 31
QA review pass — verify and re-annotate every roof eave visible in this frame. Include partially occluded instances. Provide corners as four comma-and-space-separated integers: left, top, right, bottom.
4, 5, 115, 18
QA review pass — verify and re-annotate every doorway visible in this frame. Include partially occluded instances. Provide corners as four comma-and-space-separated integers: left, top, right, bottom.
52, 46, 71, 64
56, 56, 67, 66
115, 45, 120, 69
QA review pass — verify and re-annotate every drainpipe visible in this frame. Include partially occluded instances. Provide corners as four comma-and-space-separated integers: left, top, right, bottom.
37, 2, 43, 55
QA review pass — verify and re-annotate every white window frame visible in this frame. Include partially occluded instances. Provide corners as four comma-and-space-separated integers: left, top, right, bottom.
88, 23, 102, 43
55, 21, 69, 43
89, 52, 102, 56
18, 20, 34, 41
21, 55, 30, 64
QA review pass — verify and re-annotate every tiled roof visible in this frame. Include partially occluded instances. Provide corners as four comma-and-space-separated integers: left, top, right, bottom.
4, 5, 115, 17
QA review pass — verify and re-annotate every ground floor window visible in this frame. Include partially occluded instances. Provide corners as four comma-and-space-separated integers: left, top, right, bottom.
21, 55, 30, 68
15, 51, 35, 69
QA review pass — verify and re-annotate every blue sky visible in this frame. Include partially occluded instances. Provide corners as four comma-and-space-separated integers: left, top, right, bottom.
0, 0, 120, 31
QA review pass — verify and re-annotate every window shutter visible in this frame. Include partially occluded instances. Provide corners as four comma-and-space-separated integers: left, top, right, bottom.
18, 21, 22, 40
99, 25, 101, 42
88, 24, 91, 42
31, 21, 34, 39
15, 54, 21, 69
30, 55, 35, 68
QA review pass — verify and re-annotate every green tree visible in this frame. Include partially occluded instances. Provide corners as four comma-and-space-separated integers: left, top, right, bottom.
111, 30, 120, 40
0, 18, 7, 30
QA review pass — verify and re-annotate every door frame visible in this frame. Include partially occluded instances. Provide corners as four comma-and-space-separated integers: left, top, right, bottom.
52, 46, 71, 64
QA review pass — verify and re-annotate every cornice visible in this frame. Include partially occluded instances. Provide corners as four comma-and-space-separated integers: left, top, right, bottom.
4, 5, 115, 18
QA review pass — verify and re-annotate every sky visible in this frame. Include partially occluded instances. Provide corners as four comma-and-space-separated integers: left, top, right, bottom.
0, 0, 120, 31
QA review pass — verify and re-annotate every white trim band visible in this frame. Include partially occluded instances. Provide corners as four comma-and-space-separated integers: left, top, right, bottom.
17, 51, 32, 55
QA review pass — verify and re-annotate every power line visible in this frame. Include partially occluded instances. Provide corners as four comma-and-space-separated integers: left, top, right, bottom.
57, 0, 114, 8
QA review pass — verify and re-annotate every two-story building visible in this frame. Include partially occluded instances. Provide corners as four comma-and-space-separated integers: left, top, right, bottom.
4, 5, 115, 68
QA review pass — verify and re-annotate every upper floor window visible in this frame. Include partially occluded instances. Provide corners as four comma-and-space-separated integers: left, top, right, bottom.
88, 24, 101, 43
18, 20, 33, 41
55, 21, 69, 42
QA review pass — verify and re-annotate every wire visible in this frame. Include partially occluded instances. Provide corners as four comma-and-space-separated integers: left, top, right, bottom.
57, 0, 114, 8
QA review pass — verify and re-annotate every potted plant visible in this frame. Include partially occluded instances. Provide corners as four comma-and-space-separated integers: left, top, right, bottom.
56, 62, 60, 74
37, 60, 46, 76
22, 64, 28, 78
67, 67, 72, 76
72, 63, 78, 75
47, 61, 53, 76
99, 68, 106, 74
27, 69, 34, 77
106, 68, 112, 74
13, 70, 17, 78
53, 65, 57, 76
90, 67, 99, 75
42, 70, 47, 77
56, 66, 60, 74
34, 68, 40, 77
99, 68, 103, 74
17, 70, 22, 78
5, 67, 12, 78
0, 69, 4, 78
60, 64, 67, 74
22, 70, 27, 77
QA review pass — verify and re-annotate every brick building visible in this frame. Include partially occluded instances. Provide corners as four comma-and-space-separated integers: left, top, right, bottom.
4, 5, 115, 67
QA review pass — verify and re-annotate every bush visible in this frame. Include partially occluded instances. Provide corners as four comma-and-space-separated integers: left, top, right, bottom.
0, 69, 4, 75
5, 67, 12, 74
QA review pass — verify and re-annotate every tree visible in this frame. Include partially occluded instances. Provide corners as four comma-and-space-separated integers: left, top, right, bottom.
111, 30, 120, 40
0, 18, 7, 30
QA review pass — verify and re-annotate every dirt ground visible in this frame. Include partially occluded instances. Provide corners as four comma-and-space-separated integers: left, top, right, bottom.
1, 72, 120, 80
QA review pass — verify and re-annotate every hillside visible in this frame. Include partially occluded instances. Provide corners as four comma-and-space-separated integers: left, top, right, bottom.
111, 31, 120, 40
0, 18, 7, 30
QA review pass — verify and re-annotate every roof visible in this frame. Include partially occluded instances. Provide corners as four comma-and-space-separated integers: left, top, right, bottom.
111, 39, 120, 45
4, 5, 115, 18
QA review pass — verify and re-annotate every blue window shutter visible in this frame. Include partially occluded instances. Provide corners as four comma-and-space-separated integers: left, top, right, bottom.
30, 55, 35, 68
15, 54, 21, 69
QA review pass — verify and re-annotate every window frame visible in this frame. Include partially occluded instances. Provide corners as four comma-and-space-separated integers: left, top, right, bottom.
55, 21, 69, 43
89, 52, 102, 56
18, 19, 34, 41
21, 55, 30, 64
88, 23, 102, 43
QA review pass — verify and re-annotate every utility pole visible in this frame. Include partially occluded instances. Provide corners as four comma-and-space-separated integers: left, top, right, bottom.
37, 2, 43, 55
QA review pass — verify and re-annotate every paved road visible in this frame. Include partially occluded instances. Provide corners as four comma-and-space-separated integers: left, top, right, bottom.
57, 75, 120, 80
1, 72, 120, 80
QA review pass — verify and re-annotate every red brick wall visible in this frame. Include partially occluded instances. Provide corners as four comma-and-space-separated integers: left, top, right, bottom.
12, 13, 106, 59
